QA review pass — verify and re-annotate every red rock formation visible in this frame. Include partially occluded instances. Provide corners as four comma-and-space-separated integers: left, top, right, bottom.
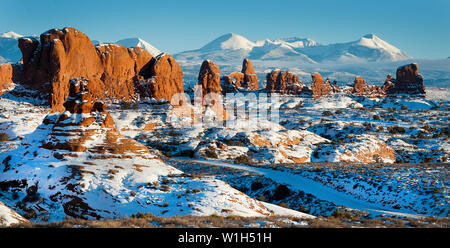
242, 58, 255, 75
352, 76, 367, 95
137, 53, 184, 101
221, 59, 258, 92
43, 78, 150, 156
266, 70, 305, 95
198, 60, 221, 96
311, 73, 332, 99
17, 27, 159, 111
392, 63, 425, 95
0, 64, 15, 95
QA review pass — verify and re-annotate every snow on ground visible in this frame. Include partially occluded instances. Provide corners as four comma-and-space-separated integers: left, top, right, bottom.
0, 201, 29, 226
182, 158, 430, 219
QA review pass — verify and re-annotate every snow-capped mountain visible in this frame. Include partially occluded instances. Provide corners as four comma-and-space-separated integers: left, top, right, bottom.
116, 37, 162, 57
175, 33, 412, 64
0, 31, 23, 63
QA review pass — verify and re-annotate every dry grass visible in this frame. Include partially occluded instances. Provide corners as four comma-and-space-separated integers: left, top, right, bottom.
7, 214, 449, 228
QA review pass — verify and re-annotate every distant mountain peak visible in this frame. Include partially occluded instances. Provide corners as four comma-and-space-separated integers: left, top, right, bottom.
0, 31, 22, 39
200, 33, 255, 51
116, 37, 161, 56
362, 33, 378, 39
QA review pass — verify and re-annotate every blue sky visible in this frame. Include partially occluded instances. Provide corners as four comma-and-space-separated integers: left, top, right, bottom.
1, 0, 449, 58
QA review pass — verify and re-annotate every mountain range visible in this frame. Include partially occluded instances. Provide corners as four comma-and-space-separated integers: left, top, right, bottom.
0, 31, 412, 64
174, 33, 412, 64
0, 31, 23, 64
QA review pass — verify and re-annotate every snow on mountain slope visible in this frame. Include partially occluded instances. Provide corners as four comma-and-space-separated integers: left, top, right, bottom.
116, 37, 162, 57
175, 33, 412, 65
301, 34, 412, 63
0, 201, 29, 226
0, 31, 23, 63
200, 33, 256, 51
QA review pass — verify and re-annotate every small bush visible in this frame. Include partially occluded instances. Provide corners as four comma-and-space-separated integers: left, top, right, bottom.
0, 132, 9, 142
234, 155, 252, 165
272, 185, 291, 201
277, 202, 290, 209
373, 115, 381, 120
322, 111, 333, 117
204, 150, 218, 159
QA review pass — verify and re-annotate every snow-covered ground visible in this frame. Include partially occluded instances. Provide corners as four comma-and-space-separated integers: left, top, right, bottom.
0, 86, 448, 224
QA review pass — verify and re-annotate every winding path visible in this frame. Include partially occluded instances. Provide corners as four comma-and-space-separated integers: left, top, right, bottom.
172, 158, 425, 218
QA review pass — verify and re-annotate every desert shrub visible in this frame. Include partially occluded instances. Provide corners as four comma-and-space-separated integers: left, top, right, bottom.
191, 188, 201, 193
389, 126, 406, 134
251, 181, 264, 191
160, 185, 171, 192
277, 202, 290, 209
272, 184, 291, 201
0, 132, 9, 142
401, 105, 408, 110
234, 154, 252, 165
373, 115, 381, 120
204, 149, 218, 159
322, 111, 333, 116
335, 109, 343, 115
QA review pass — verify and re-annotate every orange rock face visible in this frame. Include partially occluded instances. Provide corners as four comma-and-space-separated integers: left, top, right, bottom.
198, 60, 221, 96
17, 27, 159, 111
138, 53, 184, 101
311, 72, 332, 99
265, 70, 305, 95
0, 63, 16, 95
